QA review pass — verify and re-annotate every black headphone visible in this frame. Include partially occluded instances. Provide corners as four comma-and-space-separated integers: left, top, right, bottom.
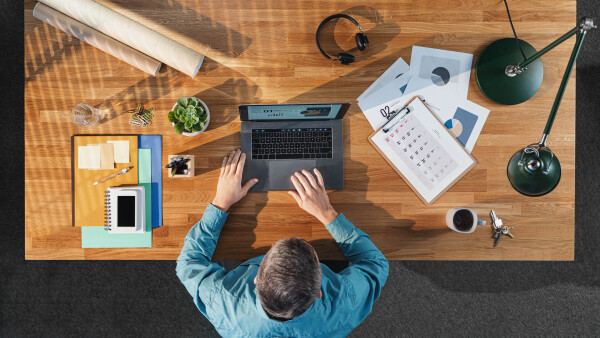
315, 14, 369, 65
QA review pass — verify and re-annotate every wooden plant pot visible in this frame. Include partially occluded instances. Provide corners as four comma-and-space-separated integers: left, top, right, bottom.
167, 155, 195, 177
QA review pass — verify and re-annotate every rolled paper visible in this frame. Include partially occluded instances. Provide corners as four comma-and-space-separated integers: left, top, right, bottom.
33, 3, 162, 77
38, 0, 204, 78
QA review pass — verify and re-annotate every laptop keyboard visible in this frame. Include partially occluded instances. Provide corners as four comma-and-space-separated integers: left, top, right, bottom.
251, 128, 333, 160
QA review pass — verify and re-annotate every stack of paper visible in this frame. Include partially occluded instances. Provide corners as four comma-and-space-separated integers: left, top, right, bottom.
358, 46, 490, 153
77, 140, 130, 170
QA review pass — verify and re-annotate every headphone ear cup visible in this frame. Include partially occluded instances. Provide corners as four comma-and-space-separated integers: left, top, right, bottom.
355, 33, 368, 51
337, 53, 355, 65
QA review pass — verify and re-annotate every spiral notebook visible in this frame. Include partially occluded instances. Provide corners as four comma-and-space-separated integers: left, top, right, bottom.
104, 186, 145, 233
369, 97, 476, 205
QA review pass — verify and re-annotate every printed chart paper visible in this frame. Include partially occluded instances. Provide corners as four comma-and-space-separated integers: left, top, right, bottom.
404, 46, 473, 100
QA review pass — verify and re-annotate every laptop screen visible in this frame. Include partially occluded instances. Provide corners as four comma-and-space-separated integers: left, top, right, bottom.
239, 103, 350, 121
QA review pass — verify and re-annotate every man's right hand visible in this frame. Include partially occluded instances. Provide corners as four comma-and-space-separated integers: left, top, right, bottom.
212, 149, 258, 212
288, 169, 339, 225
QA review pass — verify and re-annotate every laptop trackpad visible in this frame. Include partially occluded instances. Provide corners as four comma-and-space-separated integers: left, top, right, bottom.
268, 160, 317, 191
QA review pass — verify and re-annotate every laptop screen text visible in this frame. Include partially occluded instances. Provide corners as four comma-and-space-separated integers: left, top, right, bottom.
246, 104, 342, 120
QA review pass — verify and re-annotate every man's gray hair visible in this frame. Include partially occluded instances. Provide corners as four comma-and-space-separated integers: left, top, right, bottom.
256, 237, 322, 321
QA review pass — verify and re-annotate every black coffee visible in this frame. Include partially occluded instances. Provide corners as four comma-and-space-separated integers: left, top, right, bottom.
453, 209, 474, 231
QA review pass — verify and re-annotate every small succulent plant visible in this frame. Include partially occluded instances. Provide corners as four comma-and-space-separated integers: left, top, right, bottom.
165, 157, 191, 177
168, 97, 208, 134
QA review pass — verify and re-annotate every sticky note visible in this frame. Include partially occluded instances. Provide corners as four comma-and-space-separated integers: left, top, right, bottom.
138, 149, 152, 183
107, 140, 130, 163
78, 146, 101, 169
88, 143, 115, 170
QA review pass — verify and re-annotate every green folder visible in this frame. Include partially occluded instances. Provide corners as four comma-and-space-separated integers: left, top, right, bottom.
81, 148, 153, 248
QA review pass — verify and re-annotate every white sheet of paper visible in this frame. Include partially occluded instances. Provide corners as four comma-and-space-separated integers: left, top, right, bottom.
107, 140, 130, 163
78, 145, 101, 169
357, 57, 410, 103
404, 46, 473, 100
370, 99, 475, 203
358, 71, 411, 129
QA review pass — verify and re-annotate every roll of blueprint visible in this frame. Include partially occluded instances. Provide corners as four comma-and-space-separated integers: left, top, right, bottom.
38, 0, 204, 78
33, 2, 162, 76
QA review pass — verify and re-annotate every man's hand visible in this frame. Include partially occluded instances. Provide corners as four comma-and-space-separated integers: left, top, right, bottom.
212, 149, 258, 212
289, 169, 339, 225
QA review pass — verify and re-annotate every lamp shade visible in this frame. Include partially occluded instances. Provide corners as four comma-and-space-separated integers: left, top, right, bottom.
506, 145, 561, 196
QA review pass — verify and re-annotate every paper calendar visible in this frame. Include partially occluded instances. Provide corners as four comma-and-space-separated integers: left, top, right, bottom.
369, 98, 476, 204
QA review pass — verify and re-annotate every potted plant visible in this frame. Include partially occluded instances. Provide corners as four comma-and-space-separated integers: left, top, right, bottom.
166, 155, 195, 177
168, 97, 210, 136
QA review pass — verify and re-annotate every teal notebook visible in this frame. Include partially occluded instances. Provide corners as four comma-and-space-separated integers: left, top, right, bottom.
81, 148, 153, 248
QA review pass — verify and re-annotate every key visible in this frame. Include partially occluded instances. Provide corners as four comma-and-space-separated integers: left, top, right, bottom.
493, 231, 503, 247
490, 210, 503, 230
501, 226, 515, 239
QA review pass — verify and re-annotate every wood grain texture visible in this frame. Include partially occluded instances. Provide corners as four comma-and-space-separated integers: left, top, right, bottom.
24, 0, 576, 260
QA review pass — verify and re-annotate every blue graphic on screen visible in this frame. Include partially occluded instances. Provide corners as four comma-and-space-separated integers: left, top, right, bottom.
444, 107, 478, 147
247, 104, 342, 120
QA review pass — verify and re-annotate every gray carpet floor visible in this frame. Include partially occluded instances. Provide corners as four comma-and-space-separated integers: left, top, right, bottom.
2, 0, 599, 336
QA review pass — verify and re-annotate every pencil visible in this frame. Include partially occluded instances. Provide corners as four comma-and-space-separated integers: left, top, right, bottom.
93, 166, 134, 185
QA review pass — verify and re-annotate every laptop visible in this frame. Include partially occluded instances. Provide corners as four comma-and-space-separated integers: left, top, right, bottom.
239, 103, 350, 192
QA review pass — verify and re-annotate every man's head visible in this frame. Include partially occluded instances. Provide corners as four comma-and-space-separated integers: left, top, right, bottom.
255, 237, 322, 321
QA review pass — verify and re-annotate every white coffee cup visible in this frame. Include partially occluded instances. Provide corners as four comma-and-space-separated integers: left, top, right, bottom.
446, 208, 486, 233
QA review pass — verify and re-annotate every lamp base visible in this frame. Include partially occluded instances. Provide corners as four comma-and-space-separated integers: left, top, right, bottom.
475, 38, 544, 105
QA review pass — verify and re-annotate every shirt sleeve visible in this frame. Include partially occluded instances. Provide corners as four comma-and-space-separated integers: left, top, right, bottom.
176, 204, 228, 317
325, 214, 390, 326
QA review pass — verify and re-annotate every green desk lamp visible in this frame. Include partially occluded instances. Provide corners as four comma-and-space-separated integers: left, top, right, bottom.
504, 17, 596, 196
475, 0, 596, 105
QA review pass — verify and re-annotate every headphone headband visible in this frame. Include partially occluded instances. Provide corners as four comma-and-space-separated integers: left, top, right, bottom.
315, 13, 366, 62
318, 13, 364, 33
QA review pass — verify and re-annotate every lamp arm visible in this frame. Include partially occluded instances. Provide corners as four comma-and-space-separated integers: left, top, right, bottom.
506, 18, 595, 77
519, 26, 579, 69
539, 29, 587, 145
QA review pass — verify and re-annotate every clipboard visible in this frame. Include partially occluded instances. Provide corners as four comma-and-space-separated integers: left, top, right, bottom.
369, 97, 477, 205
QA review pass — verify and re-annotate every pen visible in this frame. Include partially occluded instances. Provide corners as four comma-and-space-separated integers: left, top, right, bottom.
93, 166, 134, 185
382, 106, 412, 133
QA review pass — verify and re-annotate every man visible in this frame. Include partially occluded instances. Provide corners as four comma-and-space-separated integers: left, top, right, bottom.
176, 149, 389, 337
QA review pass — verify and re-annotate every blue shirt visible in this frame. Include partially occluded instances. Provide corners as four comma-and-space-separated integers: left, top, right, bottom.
176, 204, 389, 337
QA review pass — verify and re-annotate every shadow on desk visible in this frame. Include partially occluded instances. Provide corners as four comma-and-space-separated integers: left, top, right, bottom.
97, 59, 261, 124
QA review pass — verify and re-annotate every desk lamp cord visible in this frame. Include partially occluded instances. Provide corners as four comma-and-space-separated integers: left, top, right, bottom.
504, 0, 527, 61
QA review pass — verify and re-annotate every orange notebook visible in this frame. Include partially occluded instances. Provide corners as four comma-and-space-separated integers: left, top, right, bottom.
72, 135, 138, 227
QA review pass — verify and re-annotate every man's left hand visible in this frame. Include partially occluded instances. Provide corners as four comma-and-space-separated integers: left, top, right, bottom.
212, 149, 258, 212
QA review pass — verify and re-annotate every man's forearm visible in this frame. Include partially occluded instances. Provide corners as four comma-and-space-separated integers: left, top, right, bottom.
325, 214, 388, 265
177, 203, 228, 266
325, 213, 389, 319
175, 203, 229, 314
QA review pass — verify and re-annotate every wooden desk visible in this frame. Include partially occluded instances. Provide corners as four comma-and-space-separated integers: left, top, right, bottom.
25, 0, 576, 260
